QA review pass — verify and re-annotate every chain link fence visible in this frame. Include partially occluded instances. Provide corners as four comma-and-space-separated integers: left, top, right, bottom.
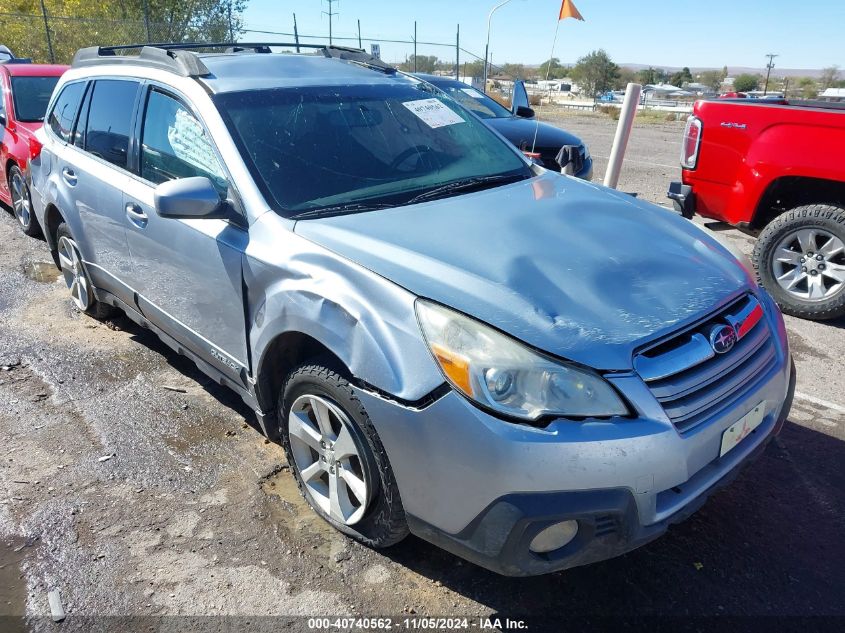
0, 11, 237, 64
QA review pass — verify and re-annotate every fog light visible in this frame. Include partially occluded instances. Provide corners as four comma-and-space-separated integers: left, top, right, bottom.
529, 520, 578, 554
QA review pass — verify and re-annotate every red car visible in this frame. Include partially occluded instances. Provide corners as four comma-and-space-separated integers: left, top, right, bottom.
669, 98, 845, 320
0, 57, 67, 236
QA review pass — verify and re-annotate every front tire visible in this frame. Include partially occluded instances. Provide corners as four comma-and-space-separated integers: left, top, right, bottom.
56, 223, 114, 319
752, 204, 845, 321
279, 361, 409, 548
9, 165, 41, 237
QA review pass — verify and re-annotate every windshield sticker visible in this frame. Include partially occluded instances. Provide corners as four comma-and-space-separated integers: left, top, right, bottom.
402, 98, 465, 128
461, 88, 484, 99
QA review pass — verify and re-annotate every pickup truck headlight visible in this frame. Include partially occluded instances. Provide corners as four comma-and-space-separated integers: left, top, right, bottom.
415, 300, 628, 421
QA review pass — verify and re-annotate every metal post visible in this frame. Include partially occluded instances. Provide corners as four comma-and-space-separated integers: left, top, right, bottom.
38, 0, 55, 64
413, 21, 417, 72
603, 83, 642, 189
358, 20, 362, 49
484, 0, 516, 93
227, 1, 234, 42
293, 13, 300, 52
143, 0, 152, 43
455, 24, 460, 80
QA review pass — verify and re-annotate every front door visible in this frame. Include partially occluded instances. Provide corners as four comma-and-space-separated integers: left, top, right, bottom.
122, 85, 249, 382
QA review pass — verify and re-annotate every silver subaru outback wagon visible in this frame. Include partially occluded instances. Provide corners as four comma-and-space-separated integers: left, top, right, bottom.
29, 44, 795, 576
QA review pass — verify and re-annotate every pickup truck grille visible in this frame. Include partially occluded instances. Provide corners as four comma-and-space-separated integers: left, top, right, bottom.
634, 294, 776, 433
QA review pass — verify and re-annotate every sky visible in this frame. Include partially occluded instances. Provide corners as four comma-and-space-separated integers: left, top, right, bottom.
242, 0, 845, 71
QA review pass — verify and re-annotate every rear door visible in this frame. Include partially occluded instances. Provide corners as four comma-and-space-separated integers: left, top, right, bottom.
59, 78, 140, 303
122, 84, 249, 382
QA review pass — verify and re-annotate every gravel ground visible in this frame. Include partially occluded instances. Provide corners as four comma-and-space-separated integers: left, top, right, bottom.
0, 113, 843, 632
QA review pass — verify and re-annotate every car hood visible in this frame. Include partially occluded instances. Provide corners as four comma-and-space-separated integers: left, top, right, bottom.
294, 173, 753, 370
485, 117, 583, 153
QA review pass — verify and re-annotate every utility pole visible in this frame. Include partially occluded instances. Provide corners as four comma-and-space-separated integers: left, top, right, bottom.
293, 13, 300, 52
322, 0, 339, 46
413, 21, 417, 72
763, 53, 778, 95
142, 0, 152, 43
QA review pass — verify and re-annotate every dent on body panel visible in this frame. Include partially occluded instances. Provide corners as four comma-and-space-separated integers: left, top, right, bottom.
244, 217, 443, 401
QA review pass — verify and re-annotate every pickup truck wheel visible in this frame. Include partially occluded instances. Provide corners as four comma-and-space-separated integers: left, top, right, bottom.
753, 204, 845, 320
56, 223, 115, 319
9, 165, 41, 237
278, 361, 409, 548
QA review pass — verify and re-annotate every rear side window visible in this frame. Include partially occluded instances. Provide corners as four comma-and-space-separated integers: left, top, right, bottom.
140, 89, 227, 193
83, 80, 139, 169
47, 81, 86, 142
11, 76, 61, 122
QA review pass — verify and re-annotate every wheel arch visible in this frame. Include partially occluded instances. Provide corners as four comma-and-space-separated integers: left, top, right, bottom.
255, 330, 349, 416
43, 202, 66, 254
752, 176, 845, 230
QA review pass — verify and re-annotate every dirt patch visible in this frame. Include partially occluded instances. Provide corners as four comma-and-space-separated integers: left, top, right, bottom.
0, 535, 35, 628
20, 262, 60, 285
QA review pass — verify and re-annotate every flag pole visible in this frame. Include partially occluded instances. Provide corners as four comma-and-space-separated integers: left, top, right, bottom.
544, 19, 561, 82
532, 19, 561, 154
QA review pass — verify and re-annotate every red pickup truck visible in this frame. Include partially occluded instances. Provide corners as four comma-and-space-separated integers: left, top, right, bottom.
668, 99, 845, 320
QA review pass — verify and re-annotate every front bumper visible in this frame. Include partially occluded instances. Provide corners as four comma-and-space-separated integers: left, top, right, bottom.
409, 359, 793, 576
354, 302, 793, 575
668, 181, 695, 219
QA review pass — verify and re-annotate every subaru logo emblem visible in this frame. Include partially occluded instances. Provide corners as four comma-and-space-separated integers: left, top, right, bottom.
709, 324, 737, 354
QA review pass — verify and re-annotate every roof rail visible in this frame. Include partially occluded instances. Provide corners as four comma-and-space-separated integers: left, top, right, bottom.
73, 45, 212, 77
71, 42, 395, 78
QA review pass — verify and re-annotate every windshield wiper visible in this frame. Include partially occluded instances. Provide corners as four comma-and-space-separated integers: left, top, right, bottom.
406, 173, 527, 205
289, 201, 394, 220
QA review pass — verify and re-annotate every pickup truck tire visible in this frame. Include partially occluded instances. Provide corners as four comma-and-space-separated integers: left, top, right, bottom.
56, 223, 115, 319
753, 204, 845, 320
279, 361, 409, 548
8, 165, 41, 237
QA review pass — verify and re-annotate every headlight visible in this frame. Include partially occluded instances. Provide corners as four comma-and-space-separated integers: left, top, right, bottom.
415, 300, 628, 421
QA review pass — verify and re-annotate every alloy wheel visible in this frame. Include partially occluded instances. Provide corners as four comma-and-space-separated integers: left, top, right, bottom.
771, 228, 845, 301
10, 170, 32, 230
288, 394, 371, 526
57, 236, 91, 311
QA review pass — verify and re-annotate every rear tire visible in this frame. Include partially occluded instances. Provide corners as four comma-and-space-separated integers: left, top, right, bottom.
752, 204, 845, 320
56, 223, 114, 319
278, 361, 409, 548
8, 165, 41, 237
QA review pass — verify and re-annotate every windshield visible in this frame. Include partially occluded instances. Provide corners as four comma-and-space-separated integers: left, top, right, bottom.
427, 81, 513, 120
214, 82, 530, 216
11, 76, 60, 122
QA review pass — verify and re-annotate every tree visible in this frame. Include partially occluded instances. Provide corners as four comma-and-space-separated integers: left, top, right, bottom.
733, 73, 760, 92
614, 66, 637, 90
0, 1, 247, 63
460, 59, 485, 79
501, 63, 526, 80
636, 66, 667, 85
698, 69, 726, 92
820, 66, 841, 90
539, 57, 569, 80
797, 77, 819, 98
570, 49, 619, 100
669, 67, 693, 87
398, 55, 439, 73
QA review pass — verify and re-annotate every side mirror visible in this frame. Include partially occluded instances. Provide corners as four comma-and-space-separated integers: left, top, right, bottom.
511, 79, 531, 116
514, 105, 535, 119
154, 176, 226, 219
0, 112, 6, 128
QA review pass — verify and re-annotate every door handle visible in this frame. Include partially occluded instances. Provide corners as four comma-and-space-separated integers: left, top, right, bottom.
125, 202, 148, 228
61, 167, 77, 186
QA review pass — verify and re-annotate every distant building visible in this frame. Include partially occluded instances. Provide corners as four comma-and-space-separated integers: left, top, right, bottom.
819, 88, 845, 102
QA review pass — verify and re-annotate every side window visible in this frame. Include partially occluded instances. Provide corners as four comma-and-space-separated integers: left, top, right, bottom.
140, 89, 228, 194
0, 82, 6, 121
84, 80, 139, 169
47, 81, 86, 142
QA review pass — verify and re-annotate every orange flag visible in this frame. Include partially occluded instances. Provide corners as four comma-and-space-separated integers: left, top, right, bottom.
559, 0, 585, 21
